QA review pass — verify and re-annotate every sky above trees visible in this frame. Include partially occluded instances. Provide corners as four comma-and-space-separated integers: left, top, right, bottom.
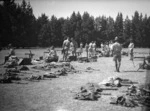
15, 0, 150, 19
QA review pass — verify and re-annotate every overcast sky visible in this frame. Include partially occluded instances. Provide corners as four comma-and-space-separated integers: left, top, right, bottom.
15, 0, 150, 19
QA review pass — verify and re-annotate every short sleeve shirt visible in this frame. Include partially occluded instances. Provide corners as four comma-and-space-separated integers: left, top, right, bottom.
128, 42, 134, 51
112, 42, 122, 56
63, 39, 70, 50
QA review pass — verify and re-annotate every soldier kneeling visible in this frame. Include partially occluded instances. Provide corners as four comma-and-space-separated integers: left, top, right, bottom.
45, 46, 58, 63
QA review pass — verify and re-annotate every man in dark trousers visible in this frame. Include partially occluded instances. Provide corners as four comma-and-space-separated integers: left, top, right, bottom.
112, 37, 122, 72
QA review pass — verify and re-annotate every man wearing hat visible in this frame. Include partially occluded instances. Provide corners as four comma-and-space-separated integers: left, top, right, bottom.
112, 37, 122, 72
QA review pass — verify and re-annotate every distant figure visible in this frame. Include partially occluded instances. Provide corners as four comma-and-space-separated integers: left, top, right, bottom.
104, 42, 110, 57
128, 39, 134, 60
101, 42, 104, 50
62, 37, 70, 61
88, 41, 93, 57
80, 42, 83, 53
49, 46, 58, 58
77, 42, 83, 57
109, 40, 114, 56
85, 43, 89, 58
92, 41, 96, 56
4, 45, 15, 64
101, 42, 105, 56
112, 37, 122, 72
45, 46, 58, 62
70, 38, 78, 56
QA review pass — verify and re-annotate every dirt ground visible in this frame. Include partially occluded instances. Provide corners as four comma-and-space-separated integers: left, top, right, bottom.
0, 48, 150, 111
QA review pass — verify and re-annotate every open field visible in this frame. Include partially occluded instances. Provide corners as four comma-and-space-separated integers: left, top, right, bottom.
0, 48, 150, 111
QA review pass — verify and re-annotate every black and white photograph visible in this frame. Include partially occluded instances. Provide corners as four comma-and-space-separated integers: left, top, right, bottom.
0, 0, 150, 111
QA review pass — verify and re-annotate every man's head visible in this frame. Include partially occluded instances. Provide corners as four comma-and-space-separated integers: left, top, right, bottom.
130, 38, 133, 43
66, 36, 70, 41
51, 46, 54, 50
115, 36, 118, 42
71, 37, 74, 41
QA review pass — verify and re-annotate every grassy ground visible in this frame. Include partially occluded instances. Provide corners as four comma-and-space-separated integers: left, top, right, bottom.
0, 48, 150, 111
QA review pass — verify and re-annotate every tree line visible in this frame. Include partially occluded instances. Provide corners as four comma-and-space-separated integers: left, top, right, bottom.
0, 0, 150, 48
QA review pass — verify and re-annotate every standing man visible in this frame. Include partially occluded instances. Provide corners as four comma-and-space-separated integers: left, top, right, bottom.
79, 42, 83, 57
109, 40, 114, 56
62, 36, 70, 61
70, 38, 78, 56
88, 41, 93, 57
85, 43, 89, 58
128, 39, 134, 60
92, 41, 96, 56
112, 37, 122, 72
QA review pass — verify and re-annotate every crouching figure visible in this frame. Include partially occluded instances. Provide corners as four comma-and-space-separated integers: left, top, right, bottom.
45, 46, 58, 63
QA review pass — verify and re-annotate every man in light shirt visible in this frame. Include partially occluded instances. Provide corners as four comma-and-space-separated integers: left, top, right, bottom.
109, 40, 113, 56
70, 38, 78, 56
112, 37, 122, 72
128, 39, 134, 60
62, 37, 70, 61
88, 41, 93, 57
92, 41, 96, 56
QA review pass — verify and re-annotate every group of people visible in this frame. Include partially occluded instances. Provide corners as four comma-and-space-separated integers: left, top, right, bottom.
87, 41, 97, 57
45, 37, 80, 62
62, 37, 83, 61
62, 38, 98, 61
4, 36, 135, 73
100, 41, 114, 57
61, 36, 135, 72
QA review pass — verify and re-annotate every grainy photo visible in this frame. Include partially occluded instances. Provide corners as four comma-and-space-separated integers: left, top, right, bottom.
0, 0, 150, 111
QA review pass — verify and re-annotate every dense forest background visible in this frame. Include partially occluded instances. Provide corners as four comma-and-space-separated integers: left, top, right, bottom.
0, 0, 150, 48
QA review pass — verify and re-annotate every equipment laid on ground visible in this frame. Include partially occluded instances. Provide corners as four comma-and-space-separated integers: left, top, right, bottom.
78, 57, 89, 63
18, 50, 35, 65
137, 56, 150, 71
25, 50, 35, 59
67, 56, 77, 61
45, 56, 59, 63
73, 83, 117, 101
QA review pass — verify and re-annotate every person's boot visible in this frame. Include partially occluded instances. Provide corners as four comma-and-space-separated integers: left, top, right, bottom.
117, 62, 121, 72
117, 67, 120, 72
115, 64, 118, 72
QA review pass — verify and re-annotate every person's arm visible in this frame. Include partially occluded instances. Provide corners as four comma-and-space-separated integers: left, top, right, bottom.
49, 50, 52, 56
121, 44, 122, 51
132, 43, 134, 49
128, 43, 130, 48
